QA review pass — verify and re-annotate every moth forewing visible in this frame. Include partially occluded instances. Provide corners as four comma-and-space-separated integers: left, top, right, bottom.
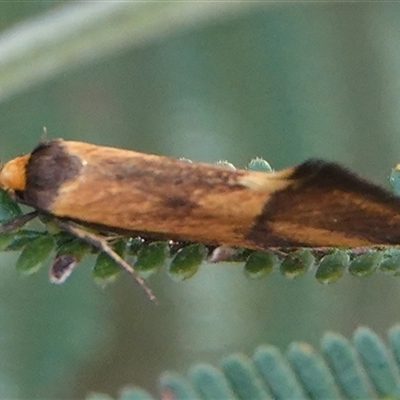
16, 139, 293, 248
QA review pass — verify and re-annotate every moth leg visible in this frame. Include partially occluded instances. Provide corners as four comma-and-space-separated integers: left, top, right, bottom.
53, 218, 157, 303
0, 211, 38, 233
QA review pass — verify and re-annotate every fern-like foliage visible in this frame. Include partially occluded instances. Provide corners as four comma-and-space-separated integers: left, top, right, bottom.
86, 325, 400, 399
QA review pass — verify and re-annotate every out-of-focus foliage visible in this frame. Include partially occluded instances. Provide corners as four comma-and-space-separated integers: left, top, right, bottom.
88, 325, 400, 399
1, 2, 400, 399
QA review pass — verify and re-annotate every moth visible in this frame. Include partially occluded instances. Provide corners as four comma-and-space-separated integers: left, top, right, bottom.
1, 138, 400, 300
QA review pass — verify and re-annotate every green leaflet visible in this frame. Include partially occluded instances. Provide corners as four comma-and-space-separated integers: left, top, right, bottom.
135, 241, 169, 279
380, 250, 400, 274
222, 354, 272, 399
253, 345, 306, 399
354, 327, 400, 397
244, 251, 278, 279
168, 244, 207, 281
0, 189, 22, 222
315, 250, 349, 284
93, 240, 127, 284
16, 234, 54, 274
280, 249, 314, 278
55, 235, 91, 260
189, 364, 236, 399
348, 251, 383, 277
287, 342, 341, 399
0, 232, 16, 252
5, 230, 44, 252
321, 333, 372, 398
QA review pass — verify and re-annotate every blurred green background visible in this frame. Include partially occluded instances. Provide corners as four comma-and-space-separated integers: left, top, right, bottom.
1, 2, 400, 399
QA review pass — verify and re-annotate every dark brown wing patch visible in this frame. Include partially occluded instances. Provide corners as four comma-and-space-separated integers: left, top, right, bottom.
24, 139, 82, 210
247, 159, 400, 248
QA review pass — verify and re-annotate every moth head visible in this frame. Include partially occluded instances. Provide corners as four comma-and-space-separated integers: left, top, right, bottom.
0, 154, 30, 192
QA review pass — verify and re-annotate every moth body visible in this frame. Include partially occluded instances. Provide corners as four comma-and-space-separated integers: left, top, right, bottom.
2, 139, 400, 249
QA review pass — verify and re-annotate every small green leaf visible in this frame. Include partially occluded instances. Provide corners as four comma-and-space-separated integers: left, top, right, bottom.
354, 327, 400, 397
0, 232, 16, 251
247, 157, 273, 172
322, 333, 373, 399
40, 216, 62, 235
16, 234, 54, 274
315, 250, 349, 284
190, 364, 235, 399
222, 354, 272, 399
135, 241, 169, 279
244, 251, 278, 279
169, 244, 207, 281
55, 237, 90, 260
348, 252, 383, 277
280, 249, 314, 278
253, 345, 306, 399
5, 230, 44, 251
287, 342, 341, 399
93, 240, 127, 284
93, 252, 120, 283
380, 251, 400, 274
0, 189, 22, 222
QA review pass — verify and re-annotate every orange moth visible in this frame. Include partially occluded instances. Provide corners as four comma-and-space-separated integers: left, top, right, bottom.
1, 139, 400, 299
